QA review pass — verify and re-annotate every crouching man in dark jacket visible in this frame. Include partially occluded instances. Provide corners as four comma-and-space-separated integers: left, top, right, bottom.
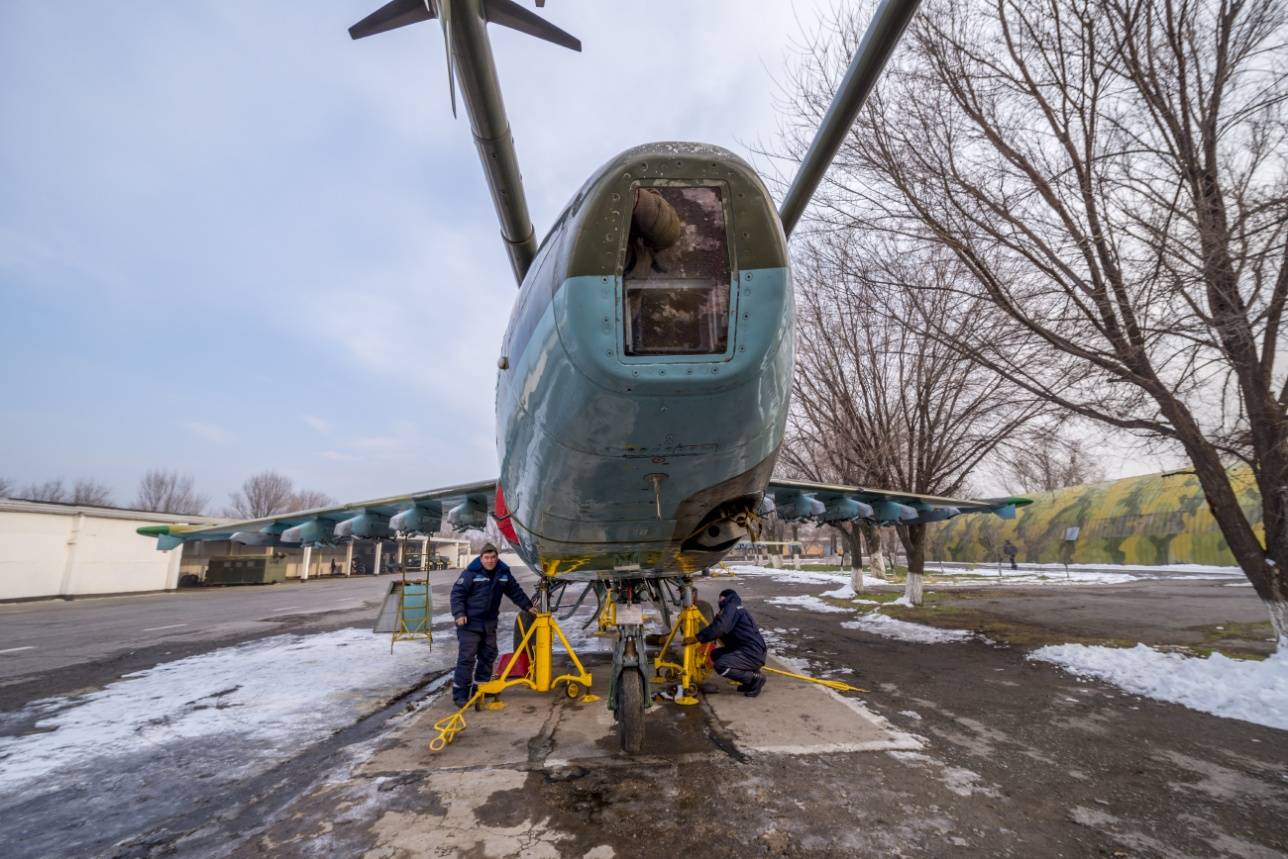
449, 543, 533, 707
688, 588, 767, 697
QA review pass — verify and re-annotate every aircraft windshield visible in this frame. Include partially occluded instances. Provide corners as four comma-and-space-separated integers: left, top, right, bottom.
623, 186, 730, 356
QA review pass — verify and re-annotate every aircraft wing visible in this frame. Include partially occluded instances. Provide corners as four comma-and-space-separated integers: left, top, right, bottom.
764, 478, 1031, 525
137, 479, 498, 550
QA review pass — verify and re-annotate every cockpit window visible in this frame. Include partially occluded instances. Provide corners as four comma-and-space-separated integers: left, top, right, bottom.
623, 186, 731, 356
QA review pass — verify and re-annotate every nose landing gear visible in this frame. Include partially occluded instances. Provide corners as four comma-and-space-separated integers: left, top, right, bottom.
608, 577, 712, 752
606, 582, 651, 754
430, 575, 717, 757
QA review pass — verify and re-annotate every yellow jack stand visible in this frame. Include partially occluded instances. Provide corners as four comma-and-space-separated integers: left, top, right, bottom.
429, 611, 598, 752
594, 590, 617, 636
652, 603, 712, 706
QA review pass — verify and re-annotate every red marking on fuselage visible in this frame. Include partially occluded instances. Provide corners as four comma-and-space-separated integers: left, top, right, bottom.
494, 483, 519, 544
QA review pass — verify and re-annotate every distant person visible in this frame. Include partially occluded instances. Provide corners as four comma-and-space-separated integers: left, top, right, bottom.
449, 543, 533, 708
1003, 539, 1018, 570
329, 558, 338, 576
686, 588, 767, 697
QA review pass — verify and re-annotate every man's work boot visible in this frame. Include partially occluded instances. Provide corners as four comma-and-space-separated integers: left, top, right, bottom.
453, 683, 476, 709
742, 674, 766, 697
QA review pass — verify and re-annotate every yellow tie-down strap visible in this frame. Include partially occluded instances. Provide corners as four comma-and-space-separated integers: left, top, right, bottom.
760, 665, 868, 693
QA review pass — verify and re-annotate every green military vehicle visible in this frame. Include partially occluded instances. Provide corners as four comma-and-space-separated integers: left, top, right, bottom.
204, 556, 287, 586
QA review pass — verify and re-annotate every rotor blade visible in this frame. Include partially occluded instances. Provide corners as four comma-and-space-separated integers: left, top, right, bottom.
439, 0, 457, 117
349, 0, 436, 40
778, 0, 922, 237
482, 0, 581, 52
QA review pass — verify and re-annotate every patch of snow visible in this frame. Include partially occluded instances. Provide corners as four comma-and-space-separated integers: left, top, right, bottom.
843, 614, 975, 644
887, 750, 998, 796
819, 583, 880, 603
1029, 644, 1288, 731
887, 750, 933, 764
898, 710, 922, 721
941, 765, 1000, 797
0, 627, 447, 795
890, 595, 916, 607
936, 561, 1243, 577
1224, 582, 1254, 588
729, 565, 886, 588
931, 567, 1137, 586
765, 594, 852, 614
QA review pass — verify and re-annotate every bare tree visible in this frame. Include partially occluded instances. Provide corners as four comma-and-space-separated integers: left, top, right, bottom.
226, 471, 297, 518
289, 489, 334, 512
999, 425, 1106, 493
134, 469, 209, 515
20, 479, 68, 503
70, 479, 114, 507
787, 0, 1288, 643
0, 477, 12, 497
780, 233, 1043, 600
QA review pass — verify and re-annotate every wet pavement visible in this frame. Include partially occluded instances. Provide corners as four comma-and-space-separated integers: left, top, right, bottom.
1, 569, 1284, 857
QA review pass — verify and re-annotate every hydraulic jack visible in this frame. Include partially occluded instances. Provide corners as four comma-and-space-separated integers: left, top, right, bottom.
429, 588, 597, 752
652, 580, 713, 706
594, 585, 616, 636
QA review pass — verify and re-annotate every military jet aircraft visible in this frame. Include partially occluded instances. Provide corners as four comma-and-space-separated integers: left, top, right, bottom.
141, 0, 1030, 752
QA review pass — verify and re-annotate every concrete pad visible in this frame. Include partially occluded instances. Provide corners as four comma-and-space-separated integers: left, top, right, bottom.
361, 686, 558, 774
362, 655, 918, 774
543, 668, 715, 765
362, 657, 714, 773
704, 657, 922, 755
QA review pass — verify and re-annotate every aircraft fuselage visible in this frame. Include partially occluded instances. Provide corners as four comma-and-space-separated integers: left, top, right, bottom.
493, 143, 792, 580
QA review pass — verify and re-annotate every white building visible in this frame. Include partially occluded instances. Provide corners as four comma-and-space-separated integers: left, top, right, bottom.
0, 498, 475, 601
0, 498, 222, 601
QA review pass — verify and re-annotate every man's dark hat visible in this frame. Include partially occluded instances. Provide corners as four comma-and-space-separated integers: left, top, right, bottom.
481, 542, 499, 554
718, 588, 738, 600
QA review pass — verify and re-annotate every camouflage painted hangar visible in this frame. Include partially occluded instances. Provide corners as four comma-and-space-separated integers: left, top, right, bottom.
929, 469, 1264, 567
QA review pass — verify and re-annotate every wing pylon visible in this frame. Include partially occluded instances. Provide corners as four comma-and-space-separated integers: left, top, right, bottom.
137, 479, 499, 549
765, 478, 1031, 526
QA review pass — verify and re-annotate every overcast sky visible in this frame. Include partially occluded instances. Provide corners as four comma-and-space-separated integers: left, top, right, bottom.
0, 1, 1167, 508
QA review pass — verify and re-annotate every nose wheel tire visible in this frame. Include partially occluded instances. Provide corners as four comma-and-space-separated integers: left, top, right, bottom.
616, 669, 646, 754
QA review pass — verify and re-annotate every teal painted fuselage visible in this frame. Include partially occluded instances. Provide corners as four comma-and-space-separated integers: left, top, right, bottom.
495, 143, 792, 580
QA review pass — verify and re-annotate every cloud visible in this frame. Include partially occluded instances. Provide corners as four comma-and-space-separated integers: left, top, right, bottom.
182, 421, 233, 445
0, 0, 836, 504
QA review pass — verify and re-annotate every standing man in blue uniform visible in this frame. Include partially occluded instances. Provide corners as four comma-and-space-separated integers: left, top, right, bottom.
450, 543, 533, 707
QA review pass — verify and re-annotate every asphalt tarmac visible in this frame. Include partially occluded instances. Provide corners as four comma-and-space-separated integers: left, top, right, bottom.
1, 569, 1284, 858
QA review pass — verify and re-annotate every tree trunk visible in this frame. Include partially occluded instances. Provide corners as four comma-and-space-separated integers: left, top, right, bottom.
837, 523, 865, 594
1161, 405, 1288, 650
899, 523, 927, 607
1266, 597, 1288, 651
905, 571, 925, 606
861, 521, 887, 579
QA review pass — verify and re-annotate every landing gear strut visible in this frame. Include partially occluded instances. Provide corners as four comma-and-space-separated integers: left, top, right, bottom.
607, 582, 651, 754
